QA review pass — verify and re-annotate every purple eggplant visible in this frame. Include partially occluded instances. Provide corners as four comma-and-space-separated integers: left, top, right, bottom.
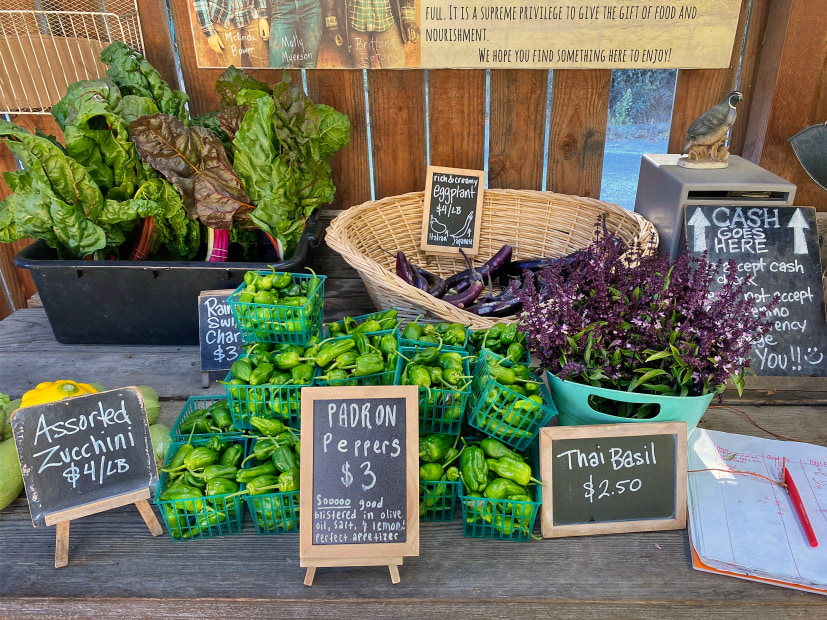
445, 244, 513, 289
396, 251, 417, 286
413, 265, 447, 298
466, 296, 523, 317
443, 249, 485, 308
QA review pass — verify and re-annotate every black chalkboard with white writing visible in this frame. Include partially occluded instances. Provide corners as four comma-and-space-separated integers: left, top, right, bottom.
199, 290, 243, 373
551, 433, 676, 525
540, 423, 687, 538
311, 396, 408, 545
11, 387, 157, 527
421, 166, 485, 255
684, 205, 827, 377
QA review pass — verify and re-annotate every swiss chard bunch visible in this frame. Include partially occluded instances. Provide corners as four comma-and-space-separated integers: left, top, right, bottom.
518, 218, 777, 405
0, 42, 199, 260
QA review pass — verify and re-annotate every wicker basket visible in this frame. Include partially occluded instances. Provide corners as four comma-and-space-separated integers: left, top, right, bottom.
325, 190, 658, 330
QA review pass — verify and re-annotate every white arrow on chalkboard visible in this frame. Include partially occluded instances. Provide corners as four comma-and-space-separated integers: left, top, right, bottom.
687, 208, 711, 252
787, 208, 810, 254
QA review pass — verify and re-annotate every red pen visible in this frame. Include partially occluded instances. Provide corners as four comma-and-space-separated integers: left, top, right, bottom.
782, 458, 819, 548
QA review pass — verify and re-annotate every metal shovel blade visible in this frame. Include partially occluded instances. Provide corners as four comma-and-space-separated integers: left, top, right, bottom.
789, 121, 827, 192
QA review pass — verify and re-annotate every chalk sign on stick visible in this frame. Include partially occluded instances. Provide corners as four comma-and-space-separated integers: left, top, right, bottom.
299, 385, 419, 585
11, 387, 162, 567
420, 166, 485, 256
539, 422, 687, 538
684, 205, 827, 377
199, 290, 243, 387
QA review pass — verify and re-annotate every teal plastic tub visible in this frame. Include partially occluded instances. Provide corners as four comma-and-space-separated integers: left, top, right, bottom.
547, 372, 714, 435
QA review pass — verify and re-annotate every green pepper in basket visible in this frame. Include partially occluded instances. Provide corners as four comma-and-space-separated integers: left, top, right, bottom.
353, 353, 384, 377
459, 445, 488, 493
401, 316, 424, 341
272, 445, 297, 473
219, 444, 244, 468
254, 289, 276, 305
236, 461, 277, 483
272, 271, 293, 290
246, 474, 280, 495
314, 338, 356, 367
304, 268, 322, 299
207, 401, 234, 430
230, 358, 253, 383
206, 477, 239, 496
249, 363, 274, 386
479, 438, 525, 461
419, 462, 444, 481
483, 477, 528, 500
249, 416, 286, 436
197, 464, 239, 482
486, 457, 541, 487
419, 434, 454, 463
290, 363, 314, 385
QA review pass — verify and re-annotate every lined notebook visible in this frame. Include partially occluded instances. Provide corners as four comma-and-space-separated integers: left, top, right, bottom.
687, 429, 827, 594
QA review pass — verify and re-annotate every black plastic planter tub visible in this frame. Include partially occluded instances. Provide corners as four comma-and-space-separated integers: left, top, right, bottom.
13, 213, 323, 345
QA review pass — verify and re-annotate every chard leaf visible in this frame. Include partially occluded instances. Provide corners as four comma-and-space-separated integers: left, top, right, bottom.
100, 42, 189, 121
129, 114, 252, 230
317, 104, 351, 159
216, 66, 271, 110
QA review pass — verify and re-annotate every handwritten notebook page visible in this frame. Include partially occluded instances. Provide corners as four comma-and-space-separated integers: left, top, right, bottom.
688, 429, 827, 588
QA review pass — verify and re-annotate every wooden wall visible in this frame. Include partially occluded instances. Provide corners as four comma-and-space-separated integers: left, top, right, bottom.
1, 0, 826, 319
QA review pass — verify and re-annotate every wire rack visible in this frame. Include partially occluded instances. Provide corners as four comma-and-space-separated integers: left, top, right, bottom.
0, 3, 144, 114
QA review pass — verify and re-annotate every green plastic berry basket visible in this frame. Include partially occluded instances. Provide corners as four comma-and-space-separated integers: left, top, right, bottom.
222, 373, 308, 431
227, 271, 326, 345
420, 479, 460, 522
396, 345, 471, 435
170, 396, 246, 442
467, 351, 557, 452
245, 490, 301, 534
154, 436, 249, 542
459, 483, 541, 542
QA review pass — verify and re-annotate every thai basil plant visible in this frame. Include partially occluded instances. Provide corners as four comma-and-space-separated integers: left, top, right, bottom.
517, 218, 776, 417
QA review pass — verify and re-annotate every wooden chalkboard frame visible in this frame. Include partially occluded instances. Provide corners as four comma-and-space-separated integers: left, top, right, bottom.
420, 166, 485, 257
299, 385, 420, 585
539, 422, 687, 538
11, 387, 163, 566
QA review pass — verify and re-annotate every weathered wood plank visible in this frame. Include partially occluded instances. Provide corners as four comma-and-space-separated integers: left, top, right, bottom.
367, 70, 427, 199
546, 70, 611, 198
488, 69, 548, 190
427, 70, 486, 170
136, 0, 181, 91
742, 0, 827, 210
305, 70, 372, 210
728, 0, 771, 155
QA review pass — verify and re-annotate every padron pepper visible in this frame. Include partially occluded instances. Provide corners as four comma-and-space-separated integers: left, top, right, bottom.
236, 462, 278, 483
314, 338, 356, 367
208, 402, 233, 430
419, 462, 444, 481
419, 434, 454, 463
219, 444, 244, 468
230, 358, 253, 383
487, 457, 541, 487
353, 353, 384, 377
459, 445, 488, 493
272, 445, 297, 473
206, 477, 239, 496
197, 464, 238, 482
483, 477, 528, 500
250, 416, 286, 436
290, 363, 314, 385
479, 438, 525, 461
245, 474, 280, 495
249, 362, 274, 386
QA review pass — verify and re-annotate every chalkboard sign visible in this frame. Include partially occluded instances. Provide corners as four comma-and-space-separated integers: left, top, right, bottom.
420, 166, 485, 256
684, 205, 827, 377
11, 387, 157, 528
299, 385, 419, 583
539, 423, 687, 538
199, 290, 243, 373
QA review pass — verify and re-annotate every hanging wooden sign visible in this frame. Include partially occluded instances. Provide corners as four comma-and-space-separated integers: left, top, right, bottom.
420, 166, 485, 257
539, 422, 687, 538
299, 385, 419, 585
11, 387, 162, 567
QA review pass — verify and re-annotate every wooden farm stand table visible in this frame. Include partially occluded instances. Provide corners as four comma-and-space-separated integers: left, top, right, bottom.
0, 245, 825, 619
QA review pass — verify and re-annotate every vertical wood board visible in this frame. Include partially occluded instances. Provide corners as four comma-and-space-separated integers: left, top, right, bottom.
427, 70, 486, 170
487, 69, 548, 190
367, 70, 427, 200
546, 69, 611, 198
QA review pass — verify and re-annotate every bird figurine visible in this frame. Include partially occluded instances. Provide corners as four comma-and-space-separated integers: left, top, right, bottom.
680, 90, 743, 166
